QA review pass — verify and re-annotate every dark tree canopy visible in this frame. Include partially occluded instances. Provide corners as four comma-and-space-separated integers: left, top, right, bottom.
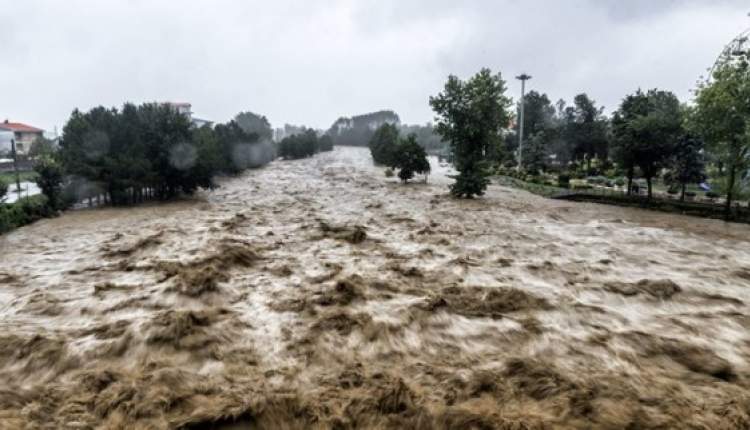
665, 133, 706, 201
693, 49, 750, 218
612, 89, 682, 198
278, 128, 320, 160
234, 111, 273, 141
389, 134, 431, 183
59, 103, 273, 205
369, 123, 399, 166
430, 68, 512, 197
562, 94, 609, 169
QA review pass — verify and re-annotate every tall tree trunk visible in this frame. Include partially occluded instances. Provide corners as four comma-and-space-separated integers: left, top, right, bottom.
725, 162, 737, 221
680, 183, 686, 202
646, 177, 652, 200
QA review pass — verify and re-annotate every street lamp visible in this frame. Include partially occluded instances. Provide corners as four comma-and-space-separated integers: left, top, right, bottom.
516, 73, 532, 172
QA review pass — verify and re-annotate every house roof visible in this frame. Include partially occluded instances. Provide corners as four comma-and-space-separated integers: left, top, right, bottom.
0, 121, 44, 133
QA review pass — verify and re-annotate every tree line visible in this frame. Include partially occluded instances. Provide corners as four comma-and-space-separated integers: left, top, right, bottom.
278, 129, 333, 160
34, 103, 275, 209
427, 61, 750, 219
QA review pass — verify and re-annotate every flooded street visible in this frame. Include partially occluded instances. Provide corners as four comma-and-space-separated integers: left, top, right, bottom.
1, 146, 750, 428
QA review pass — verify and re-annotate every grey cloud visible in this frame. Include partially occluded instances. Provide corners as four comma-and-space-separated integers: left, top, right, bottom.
0, 0, 748, 132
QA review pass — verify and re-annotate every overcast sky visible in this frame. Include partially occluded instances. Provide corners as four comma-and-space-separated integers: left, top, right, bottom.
1, 0, 748, 133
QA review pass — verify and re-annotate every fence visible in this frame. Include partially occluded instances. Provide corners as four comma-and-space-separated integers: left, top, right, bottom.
555, 187, 750, 223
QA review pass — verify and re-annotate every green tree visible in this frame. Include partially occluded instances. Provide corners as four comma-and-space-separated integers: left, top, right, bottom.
369, 123, 399, 165
665, 133, 706, 202
390, 134, 431, 183
278, 128, 319, 160
430, 68, 512, 197
0, 179, 7, 202
34, 156, 64, 210
693, 49, 750, 218
612, 89, 682, 199
234, 111, 273, 140
318, 134, 334, 152
563, 94, 609, 173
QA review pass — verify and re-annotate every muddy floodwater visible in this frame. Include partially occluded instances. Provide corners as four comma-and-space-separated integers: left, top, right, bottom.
1, 146, 750, 429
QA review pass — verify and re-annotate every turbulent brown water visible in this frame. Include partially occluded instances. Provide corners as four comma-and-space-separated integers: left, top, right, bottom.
1, 146, 750, 429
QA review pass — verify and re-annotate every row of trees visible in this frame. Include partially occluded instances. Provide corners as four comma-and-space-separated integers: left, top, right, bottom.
429, 63, 749, 219
55, 103, 274, 206
278, 129, 333, 159
368, 124, 431, 183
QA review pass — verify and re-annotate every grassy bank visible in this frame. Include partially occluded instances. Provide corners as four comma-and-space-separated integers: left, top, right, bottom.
0, 170, 38, 184
495, 175, 567, 198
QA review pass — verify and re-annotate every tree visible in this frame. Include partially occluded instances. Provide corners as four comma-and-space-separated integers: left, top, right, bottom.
693, 49, 750, 219
0, 179, 7, 202
34, 156, 64, 210
430, 68, 512, 197
562, 94, 609, 173
318, 134, 334, 152
390, 134, 431, 183
278, 128, 319, 159
665, 133, 706, 201
612, 89, 682, 199
518, 91, 556, 173
369, 123, 399, 165
234, 111, 273, 140
28, 137, 56, 158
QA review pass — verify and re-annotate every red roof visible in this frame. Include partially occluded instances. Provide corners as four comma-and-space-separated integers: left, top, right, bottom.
0, 121, 44, 133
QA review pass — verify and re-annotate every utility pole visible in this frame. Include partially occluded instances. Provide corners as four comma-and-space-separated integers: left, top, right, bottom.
10, 138, 21, 194
516, 73, 532, 172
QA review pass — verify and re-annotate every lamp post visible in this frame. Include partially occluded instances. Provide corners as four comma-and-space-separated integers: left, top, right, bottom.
516, 73, 532, 172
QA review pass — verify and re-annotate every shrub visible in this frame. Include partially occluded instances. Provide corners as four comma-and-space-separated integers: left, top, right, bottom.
705, 191, 720, 199
587, 176, 607, 185
384, 168, 394, 178
278, 129, 319, 160
614, 178, 626, 187
667, 186, 679, 195
0, 195, 54, 234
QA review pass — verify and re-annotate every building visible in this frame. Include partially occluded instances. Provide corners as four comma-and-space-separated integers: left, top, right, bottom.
162, 102, 213, 128
0, 120, 45, 155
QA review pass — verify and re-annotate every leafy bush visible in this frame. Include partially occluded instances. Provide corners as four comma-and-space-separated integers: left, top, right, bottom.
0, 195, 54, 234
705, 191, 720, 199
614, 178, 626, 187
384, 168, 394, 178
667, 186, 679, 195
